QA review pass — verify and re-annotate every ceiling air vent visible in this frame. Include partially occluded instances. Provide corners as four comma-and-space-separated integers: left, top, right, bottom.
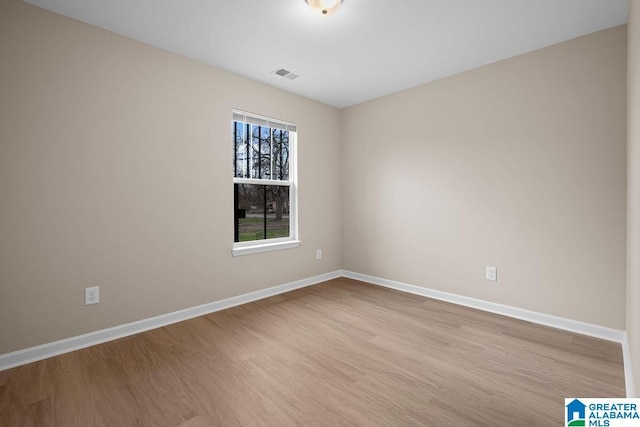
272, 68, 299, 80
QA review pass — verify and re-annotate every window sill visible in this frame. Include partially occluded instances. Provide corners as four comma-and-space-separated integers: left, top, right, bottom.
231, 240, 301, 257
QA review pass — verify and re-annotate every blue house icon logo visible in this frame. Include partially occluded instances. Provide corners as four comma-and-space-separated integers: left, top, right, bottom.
566, 399, 586, 426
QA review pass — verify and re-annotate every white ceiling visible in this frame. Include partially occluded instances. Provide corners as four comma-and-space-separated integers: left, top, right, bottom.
23, 0, 629, 109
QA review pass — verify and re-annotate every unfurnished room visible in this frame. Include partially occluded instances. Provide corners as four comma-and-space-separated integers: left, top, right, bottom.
1, 0, 640, 425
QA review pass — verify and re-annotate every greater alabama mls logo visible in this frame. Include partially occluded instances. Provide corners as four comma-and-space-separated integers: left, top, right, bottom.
567, 399, 587, 426
566, 398, 640, 427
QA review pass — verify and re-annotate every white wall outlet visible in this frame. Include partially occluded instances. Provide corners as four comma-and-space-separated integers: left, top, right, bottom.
486, 266, 497, 281
316, 249, 322, 260
85, 286, 99, 305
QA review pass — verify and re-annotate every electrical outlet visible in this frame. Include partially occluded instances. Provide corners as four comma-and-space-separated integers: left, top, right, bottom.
85, 286, 99, 305
316, 249, 322, 260
486, 266, 497, 281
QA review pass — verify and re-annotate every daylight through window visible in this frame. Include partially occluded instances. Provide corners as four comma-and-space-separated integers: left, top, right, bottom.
233, 111, 297, 247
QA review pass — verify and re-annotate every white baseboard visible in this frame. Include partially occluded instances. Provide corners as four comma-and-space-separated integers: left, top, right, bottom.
341, 271, 636, 396
341, 270, 625, 343
622, 332, 637, 398
2, 267, 632, 395
0, 270, 342, 372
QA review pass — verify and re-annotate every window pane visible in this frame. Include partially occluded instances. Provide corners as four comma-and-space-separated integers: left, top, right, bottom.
233, 122, 248, 178
247, 125, 268, 179
234, 184, 290, 242
233, 121, 289, 181
272, 128, 289, 181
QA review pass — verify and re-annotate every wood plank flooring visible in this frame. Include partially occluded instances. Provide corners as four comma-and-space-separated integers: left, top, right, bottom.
0, 278, 626, 426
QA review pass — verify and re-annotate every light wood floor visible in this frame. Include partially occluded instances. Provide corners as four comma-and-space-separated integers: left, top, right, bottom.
0, 278, 625, 426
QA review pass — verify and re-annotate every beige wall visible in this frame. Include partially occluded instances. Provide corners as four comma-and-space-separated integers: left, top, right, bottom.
0, 0, 342, 354
628, 0, 640, 398
0, 0, 630, 358
342, 26, 627, 329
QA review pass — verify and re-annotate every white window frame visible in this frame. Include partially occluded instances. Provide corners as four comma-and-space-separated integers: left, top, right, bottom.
231, 110, 300, 256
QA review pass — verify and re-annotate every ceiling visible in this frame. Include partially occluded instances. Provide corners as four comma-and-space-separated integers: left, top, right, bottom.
23, 0, 629, 109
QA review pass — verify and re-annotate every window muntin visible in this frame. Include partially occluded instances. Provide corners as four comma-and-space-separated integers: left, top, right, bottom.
232, 110, 297, 248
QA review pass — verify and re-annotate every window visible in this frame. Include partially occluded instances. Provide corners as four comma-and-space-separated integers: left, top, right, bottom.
232, 110, 299, 256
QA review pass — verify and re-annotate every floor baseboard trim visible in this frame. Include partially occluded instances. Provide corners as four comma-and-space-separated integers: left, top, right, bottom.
622, 332, 637, 398
2, 269, 629, 379
341, 270, 625, 343
0, 270, 342, 372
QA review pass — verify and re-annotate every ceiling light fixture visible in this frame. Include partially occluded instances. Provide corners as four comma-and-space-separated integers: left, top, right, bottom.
305, 0, 343, 16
